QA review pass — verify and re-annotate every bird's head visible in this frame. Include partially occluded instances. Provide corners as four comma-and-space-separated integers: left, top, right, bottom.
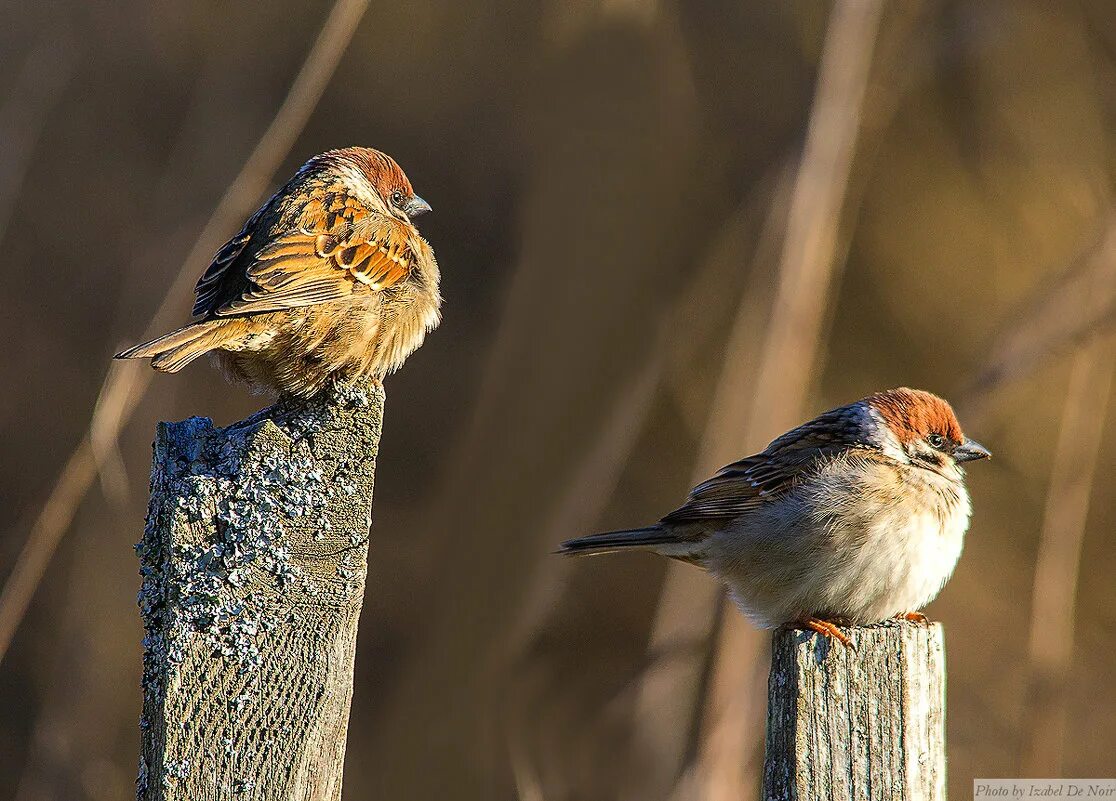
331, 146, 432, 221
865, 387, 990, 480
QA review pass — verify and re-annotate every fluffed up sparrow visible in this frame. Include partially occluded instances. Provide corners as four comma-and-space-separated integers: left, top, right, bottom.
116, 147, 441, 397
561, 388, 990, 644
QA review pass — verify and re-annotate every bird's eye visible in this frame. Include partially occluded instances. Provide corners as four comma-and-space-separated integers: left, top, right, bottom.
390, 190, 403, 206
927, 433, 946, 449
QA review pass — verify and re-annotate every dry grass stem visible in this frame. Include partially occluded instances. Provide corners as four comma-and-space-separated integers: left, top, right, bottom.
0, 30, 76, 241
968, 218, 1116, 408
1021, 333, 1116, 775
695, 1, 885, 797
502, 347, 666, 659
624, 168, 794, 800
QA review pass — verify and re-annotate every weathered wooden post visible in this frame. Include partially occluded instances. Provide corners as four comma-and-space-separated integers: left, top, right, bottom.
135, 380, 383, 801
763, 620, 946, 801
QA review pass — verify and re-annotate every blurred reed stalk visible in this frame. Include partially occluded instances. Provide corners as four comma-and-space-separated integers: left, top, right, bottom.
628, 4, 931, 796
1021, 328, 1116, 774
502, 347, 666, 659
0, 30, 75, 243
965, 220, 1116, 417
961, 211, 1116, 775
624, 168, 792, 801
362, 6, 704, 795
501, 138, 800, 798
693, 3, 885, 798
0, 0, 372, 666
618, 1, 888, 798
501, 352, 664, 801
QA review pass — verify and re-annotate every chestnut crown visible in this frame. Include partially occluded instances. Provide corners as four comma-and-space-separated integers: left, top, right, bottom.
321, 146, 431, 218
867, 387, 989, 466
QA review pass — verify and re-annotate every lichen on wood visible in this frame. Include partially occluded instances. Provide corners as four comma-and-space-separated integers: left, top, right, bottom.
763, 620, 946, 801
136, 380, 384, 801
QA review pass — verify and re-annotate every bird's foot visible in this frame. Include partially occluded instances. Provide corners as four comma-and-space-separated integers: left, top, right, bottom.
896, 611, 929, 624
799, 617, 854, 648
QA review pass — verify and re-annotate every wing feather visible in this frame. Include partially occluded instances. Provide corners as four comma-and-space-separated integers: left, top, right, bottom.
192, 183, 417, 319
193, 209, 261, 317
660, 407, 867, 525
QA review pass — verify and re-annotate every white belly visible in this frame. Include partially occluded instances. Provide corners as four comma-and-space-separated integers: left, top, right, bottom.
847, 490, 970, 618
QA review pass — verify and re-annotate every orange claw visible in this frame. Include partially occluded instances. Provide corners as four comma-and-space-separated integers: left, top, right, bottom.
801, 617, 853, 647
898, 611, 929, 623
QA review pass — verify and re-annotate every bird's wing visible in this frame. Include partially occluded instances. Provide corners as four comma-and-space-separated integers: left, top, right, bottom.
660, 408, 863, 524
192, 186, 416, 318
193, 209, 261, 317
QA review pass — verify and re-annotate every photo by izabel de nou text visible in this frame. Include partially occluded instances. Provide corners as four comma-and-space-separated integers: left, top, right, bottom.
976, 781, 1116, 799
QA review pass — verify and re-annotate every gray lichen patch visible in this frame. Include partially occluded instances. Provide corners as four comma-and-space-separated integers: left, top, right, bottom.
136, 380, 383, 800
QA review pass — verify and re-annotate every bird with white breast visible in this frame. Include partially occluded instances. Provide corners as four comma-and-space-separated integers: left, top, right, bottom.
560, 388, 990, 644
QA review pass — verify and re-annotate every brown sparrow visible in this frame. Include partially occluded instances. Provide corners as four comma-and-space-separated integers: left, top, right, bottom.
116, 147, 441, 397
561, 388, 990, 643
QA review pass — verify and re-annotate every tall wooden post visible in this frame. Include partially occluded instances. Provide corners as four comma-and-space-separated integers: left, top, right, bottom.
763, 620, 946, 801
135, 381, 383, 801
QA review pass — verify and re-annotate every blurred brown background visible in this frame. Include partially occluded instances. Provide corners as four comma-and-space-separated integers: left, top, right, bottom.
2, 0, 1115, 798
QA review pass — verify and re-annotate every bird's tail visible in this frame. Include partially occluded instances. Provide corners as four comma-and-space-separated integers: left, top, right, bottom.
114, 320, 227, 373
559, 525, 695, 558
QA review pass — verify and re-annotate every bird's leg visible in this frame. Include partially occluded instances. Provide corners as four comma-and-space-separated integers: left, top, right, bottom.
800, 617, 853, 647
896, 611, 929, 624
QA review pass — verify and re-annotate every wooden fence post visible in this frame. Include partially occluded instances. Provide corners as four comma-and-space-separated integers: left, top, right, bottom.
135, 380, 384, 801
763, 620, 946, 801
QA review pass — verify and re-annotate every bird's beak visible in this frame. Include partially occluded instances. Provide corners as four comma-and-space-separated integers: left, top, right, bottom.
405, 195, 432, 217
954, 439, 991, 462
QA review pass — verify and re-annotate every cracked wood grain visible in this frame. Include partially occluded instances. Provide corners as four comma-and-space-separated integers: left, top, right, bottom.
135, 381, 383, 801
763, 620, 945, 801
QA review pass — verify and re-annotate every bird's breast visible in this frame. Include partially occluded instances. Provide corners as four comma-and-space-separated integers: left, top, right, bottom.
804, 454, 971, 618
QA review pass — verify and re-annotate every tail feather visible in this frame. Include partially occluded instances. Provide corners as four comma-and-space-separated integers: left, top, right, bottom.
560, 526, 691, 557
114, 320, 225, 373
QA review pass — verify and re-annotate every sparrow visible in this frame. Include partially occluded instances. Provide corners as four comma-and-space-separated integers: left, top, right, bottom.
560, 388, 990, 644
115, 147, 441, 398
